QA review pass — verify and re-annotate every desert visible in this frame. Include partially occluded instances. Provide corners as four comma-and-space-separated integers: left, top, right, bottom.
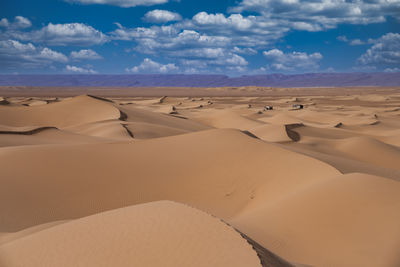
2, 0, 400, 264
0, 86, 400, 267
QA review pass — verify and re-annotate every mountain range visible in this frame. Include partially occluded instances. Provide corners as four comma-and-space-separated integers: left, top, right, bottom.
0, 73, 399, 87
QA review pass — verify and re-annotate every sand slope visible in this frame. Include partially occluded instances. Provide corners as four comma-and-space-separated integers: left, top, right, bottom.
0, 201, 263, 267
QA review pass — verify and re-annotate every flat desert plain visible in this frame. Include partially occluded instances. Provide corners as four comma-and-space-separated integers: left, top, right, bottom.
1, 86, 400, 267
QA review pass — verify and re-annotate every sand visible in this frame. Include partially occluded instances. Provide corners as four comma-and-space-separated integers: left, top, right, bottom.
1, 87, 400, 267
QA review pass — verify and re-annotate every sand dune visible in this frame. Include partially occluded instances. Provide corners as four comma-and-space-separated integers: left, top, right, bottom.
123, 121, 189, 139
335, 136, 400, 170
0, 128, 106, 148
65, 119, 134, 140
0, 201, 264, 267
0, 128, 340, 232
118, 104, 210, 132
231, 173, 400, 267
279, 142, 400, 181
1, 89, 400, 267
0, 95, 121, 128
193, 109, 264, 130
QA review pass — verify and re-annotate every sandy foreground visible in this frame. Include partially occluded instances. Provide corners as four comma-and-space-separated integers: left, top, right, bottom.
0, 87, 400, 267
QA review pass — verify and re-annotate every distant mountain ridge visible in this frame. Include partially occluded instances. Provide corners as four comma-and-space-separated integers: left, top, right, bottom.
0, 73, 399, 87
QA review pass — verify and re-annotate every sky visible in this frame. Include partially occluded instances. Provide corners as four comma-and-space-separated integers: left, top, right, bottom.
0, 0, 399, 75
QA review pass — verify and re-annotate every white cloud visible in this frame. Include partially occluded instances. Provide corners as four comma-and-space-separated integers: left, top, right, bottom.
0, 40, 68, 69
39, 48, 69, 62
337, 35, 348, 42
352, 65, 377, 72
111, 24, 177, 41
0, 16, 32, 29
65, 65, 97, 73
358, 33, 400, 66
126, 58, 178, 73
70, 49, 102, 60
0, 18, 9, 28
65, 0, 168, 7
384, 67, 400, 72
190, 12, 286, 41
349, 39, 365, 46
12, 23, 108, 46
0, 40, 35, 54
112, 25, 231, 53
169, 47, 225, 59
14, 16, 32, 29
217, 53, 248, 66
109, 10, 293, 75
106, 0, 398, 75
337, 35, 366, 46
111, 21, 272, 73
232, 46, 257, 55
180, 52, 248, 66
193, 12, 253, 31
230, 0, 400, 31
263, 48, 322, 71
111, 12, 287, 53
143, 10, 182, 23
112, 21, 251, 73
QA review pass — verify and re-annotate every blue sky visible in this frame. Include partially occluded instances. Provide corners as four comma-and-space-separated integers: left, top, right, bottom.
0, 0, 399, 75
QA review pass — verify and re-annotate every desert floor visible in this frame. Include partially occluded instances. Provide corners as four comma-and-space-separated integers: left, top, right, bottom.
1, 87, 400, 267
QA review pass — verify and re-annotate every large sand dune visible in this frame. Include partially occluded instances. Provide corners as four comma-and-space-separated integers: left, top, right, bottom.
0, 201, 268, 267
1, 87, 400, 267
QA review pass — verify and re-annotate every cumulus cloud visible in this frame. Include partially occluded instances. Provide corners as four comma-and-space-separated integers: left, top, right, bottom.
349, 39, 365, 46
112, 20, 252, 73
36, 23, 108, 46
65, 65, 97, 73
0, 40, 68, 69
352, 65, 377, 72
384, 67, 400, 72
168, 47, 225, 59
180, 52, 248, 66
232, 46, 257, 55
8, 23, 108, 46
337, 35, 366, 45
190, 12, 287, 43
13, 16, 32, 29
358, 33, 400, 66
65, 0, 168, 7
126, 58, 178, 73
216, 53, 248, 66
70, 49, 102, 60
143, 10, 182, 23
39, 48, 69, 62
337, 35, 349, 42
112, 25, 230, 48
0, 19, 9, 28
0, 16, 32, 29
230, 0, 400, 31
263, 49, 322, 71
107, 0, 399, 74
1, 1, 398, 74
112, 11, 286, 50
111, 12, 279, 74
192, 12, 253, 31
112, 25, 231, 56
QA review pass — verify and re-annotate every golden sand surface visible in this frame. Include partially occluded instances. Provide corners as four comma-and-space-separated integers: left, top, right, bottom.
1, 87, 400, 267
